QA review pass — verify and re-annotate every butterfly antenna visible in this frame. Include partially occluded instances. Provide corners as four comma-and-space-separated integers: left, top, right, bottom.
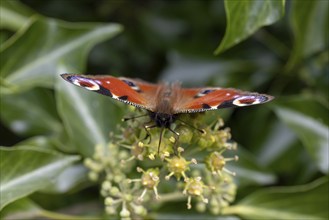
176, 118, 205, 134
158, 127, 165, 155
122, 114, 149, 122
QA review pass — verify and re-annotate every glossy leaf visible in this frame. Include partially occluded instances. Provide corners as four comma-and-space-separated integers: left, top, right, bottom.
224, 177, 328, 219
256, 120, 297, 167
40, 164, 89, 193
16, 135, 76, 154
215, 0, 285, 54
0, 17, 122, 93
13, 136, 84, 192
0, 198, 42, 220
0, 198, 98, 220
273, 97, 329, 173
0, 146, 80, 210
56, 67, 123, 157
0, 0, 34, 30
228, 147, 276, 186
287, 0, 329, 70
0, 88, 62, 136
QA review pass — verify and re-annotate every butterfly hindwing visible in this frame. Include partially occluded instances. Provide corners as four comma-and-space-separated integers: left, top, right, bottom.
175, 88, 273, 113
61, 74, 159, 111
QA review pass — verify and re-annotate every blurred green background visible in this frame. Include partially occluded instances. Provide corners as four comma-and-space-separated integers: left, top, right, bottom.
0, 0, 328, 219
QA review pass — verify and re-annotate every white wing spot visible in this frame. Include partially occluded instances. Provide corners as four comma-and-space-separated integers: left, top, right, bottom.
106, 81, 110, 84
72, 78, 100, 91
72, 79, 81, 86
233, 96, 261, 106
84, 83, 100, 91
226, 93, 231, 96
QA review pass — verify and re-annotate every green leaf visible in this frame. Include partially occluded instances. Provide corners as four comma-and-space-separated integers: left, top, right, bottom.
287, 0, 329, 70
228, 147, 276, 186
0, 198, 42, 220
0, 88, 62, 136
256, 120, 297, 167
215, 0, 285, 55
40, 164, 89, 193
0, 0, 35, 31
0, 146, 80, 210
256, 122, 319, 183
17, 135, 75, 153
224, 177, 328, 220
55, 68, 123, 157
8, 136, 87, 193
0, 17, 122, 93
273, 97, 329, 173
1, 197, 99, 220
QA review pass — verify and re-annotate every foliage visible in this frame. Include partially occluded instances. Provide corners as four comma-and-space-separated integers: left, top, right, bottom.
0, 0, 328, 219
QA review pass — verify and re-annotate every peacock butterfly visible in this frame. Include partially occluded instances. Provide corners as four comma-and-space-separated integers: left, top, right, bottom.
61, 74, 274, 152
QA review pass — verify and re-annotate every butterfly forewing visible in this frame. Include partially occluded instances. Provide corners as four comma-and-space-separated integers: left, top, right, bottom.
61, 74, 159, 111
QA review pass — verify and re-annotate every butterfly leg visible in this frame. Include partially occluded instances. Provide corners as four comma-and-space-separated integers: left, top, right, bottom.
168, 128, 180, 155
157, 127, 165, 155
143, 123, 156, 144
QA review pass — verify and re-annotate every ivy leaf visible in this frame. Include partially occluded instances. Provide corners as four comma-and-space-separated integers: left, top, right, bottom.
225, 177, 328, 220
0, 198, 41, 220
287, 0, 329, 70
0, 0, 35, 31
0, 146, 80, 210
0, 88, 62, 136
228, 147, 276, 186
215, 0, 284, 55
0, 197, 100, 220
0, 17, 122, 93
273, 97, 329, 174
40, 164, 89, 194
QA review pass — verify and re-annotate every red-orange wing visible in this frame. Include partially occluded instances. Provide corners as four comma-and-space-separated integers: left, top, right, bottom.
174, 87, 274, 113
61, 74, 159, 111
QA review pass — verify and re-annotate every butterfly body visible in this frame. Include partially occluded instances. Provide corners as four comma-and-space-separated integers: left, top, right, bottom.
61, 74, 274, 128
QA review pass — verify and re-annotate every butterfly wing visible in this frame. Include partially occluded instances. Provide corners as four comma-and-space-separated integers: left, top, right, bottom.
61, 74, 159, 111
174, 87, 274, 113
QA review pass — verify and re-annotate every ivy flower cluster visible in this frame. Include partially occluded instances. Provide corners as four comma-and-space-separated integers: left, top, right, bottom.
84, 112, 238, 219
